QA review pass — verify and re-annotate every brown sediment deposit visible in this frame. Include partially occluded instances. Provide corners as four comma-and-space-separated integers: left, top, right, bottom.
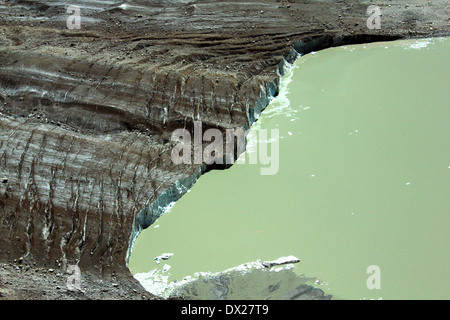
0, 0, 448, 299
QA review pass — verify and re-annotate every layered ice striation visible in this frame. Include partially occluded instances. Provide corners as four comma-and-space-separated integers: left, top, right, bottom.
126, 165, 206, 265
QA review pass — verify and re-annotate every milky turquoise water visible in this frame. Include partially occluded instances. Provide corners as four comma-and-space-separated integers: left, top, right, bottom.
129, 37, 450, 300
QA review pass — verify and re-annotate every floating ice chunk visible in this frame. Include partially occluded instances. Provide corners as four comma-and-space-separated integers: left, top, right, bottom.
155, 253, 174, 264
162, 264, 171, 272
262, 255, 300, 268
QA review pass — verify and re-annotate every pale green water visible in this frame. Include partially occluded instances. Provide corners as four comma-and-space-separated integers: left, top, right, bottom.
129, 37, 450, 300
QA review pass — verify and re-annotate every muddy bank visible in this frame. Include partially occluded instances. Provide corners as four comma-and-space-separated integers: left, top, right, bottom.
0, 0, 449, 299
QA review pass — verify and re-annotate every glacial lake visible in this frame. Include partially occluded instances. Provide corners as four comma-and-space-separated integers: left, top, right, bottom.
129, 37, 450, 300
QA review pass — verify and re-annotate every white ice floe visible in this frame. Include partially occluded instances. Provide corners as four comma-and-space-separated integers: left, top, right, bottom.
261, 255, 300, 268
154, 253, 174, 264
